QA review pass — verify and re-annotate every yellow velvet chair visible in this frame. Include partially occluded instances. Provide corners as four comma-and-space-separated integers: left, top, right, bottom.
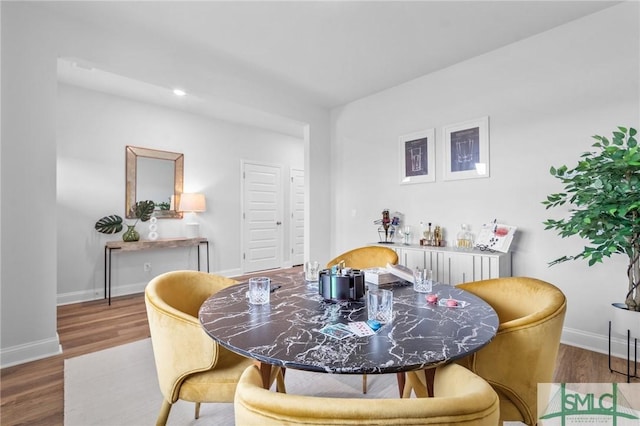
326, 245, 399, 393
234, 363, 500, 425
145, 270, 284, 426
326, 245, 398, 271
404, 277, 567, 426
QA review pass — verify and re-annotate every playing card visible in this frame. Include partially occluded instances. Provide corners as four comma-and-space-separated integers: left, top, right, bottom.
347, 321, 376, 336
319, 324, 354, 339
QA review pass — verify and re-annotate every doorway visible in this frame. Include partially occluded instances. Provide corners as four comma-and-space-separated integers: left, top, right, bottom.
241, 161, 283, 273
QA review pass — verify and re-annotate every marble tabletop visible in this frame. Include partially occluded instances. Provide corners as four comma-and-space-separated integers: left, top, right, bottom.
199, 273, 498, 375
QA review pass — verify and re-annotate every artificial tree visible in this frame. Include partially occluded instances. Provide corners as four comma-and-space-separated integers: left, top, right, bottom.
543, 126, 639, 311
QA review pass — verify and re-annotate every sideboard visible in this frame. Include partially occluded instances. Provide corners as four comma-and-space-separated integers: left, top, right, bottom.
371, 242, 511, 285
105, 237, 209, 305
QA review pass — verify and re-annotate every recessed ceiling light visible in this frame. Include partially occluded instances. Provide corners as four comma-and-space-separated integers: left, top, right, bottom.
173, 89, 186, 97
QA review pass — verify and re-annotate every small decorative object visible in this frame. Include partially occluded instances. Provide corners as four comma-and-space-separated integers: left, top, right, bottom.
148, 216, 159, 241
373, 209, 400, 243
94, 200, 155, 242
419, 222, 444, 247
443, 116, 490, 181
426, 294, 438, 304
318, 266, 365, 302
122, 225, 140, 242
475, 219, 516, 253
434, 226, 443, 247
543, 126, 640, 312
456, 224, 474, 250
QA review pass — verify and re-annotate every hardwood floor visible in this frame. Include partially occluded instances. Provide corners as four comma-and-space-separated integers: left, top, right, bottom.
1, 269, 637, 425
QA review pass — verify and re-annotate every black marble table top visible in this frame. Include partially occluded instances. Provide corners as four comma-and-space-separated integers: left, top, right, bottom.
199, 273, 498, 375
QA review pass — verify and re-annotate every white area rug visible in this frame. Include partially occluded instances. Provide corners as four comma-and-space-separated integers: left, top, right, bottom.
64, 338, 399, 425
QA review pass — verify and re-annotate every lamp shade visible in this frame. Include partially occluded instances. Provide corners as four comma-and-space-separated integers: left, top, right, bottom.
178, 193, 206, 212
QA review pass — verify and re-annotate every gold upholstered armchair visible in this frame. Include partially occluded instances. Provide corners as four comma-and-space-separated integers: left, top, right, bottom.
326, 245, 398, 271
145, 270, 283, 426
234, 363, 500, 425
326, 245, 399, 393
404, 277, 567, 426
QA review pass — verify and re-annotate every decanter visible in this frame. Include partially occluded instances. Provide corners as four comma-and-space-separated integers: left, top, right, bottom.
456, 224, 473, 250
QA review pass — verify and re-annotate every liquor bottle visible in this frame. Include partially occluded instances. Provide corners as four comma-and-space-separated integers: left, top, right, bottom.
456, 224, 473, 250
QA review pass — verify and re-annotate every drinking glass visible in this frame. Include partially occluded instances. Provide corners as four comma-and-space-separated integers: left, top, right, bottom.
413, 268, 433, 293
304, 261, 320, 282
367, 288, 393, 323
248, 277, 270, 305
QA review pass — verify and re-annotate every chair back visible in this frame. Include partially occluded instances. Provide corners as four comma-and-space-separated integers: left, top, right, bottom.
235, 363, 499, 425
457, 277, 567, 425
145, 271, 239, 402
326, 246, 398, 269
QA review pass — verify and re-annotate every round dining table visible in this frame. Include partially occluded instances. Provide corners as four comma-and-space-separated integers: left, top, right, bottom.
199, 271, 498, 396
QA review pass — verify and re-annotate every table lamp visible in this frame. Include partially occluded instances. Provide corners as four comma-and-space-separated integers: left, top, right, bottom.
178, 193, 206, 238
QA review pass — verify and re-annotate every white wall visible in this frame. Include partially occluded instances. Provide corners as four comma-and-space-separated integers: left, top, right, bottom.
57, 83, 304, 303
1, 3, 62, 367
330, 2, 639, 357
1, 2, 331, 367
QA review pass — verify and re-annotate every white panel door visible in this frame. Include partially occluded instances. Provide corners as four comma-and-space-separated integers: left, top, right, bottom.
290, 168, 305, 266
242, 162, 283, 273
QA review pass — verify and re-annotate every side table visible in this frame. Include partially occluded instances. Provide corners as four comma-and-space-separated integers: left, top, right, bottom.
104, 237, 209, 305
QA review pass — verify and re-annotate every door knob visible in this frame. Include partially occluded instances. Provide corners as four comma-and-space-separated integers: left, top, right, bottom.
276, 221, 282, 225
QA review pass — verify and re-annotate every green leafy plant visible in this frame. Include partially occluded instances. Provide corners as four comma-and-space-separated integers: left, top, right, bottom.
543, 126, 640, 311
94, 200, 155, 234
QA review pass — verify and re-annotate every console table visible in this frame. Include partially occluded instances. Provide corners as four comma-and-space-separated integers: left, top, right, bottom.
371, 242, 511, 285
104, 237, 209, 305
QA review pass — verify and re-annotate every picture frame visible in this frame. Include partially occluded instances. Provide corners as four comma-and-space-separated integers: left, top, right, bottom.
398, 128, 435, 184
443, 116, 489, 181
475, 221, 517, 253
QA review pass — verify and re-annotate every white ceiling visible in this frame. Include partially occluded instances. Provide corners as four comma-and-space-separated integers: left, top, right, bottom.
47, 1, 619, 127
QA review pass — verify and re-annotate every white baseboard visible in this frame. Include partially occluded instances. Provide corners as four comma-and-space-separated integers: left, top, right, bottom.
57, 281, 148, 305
561, 326, 636, 360
57, 269, 247, 305
217, 268, 243, 278
0, 334, 62, 369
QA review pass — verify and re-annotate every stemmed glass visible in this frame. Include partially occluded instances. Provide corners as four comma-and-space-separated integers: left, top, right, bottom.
402, 225, 411, 245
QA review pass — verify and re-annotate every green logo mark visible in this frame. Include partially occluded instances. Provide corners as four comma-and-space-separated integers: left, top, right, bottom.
540, 383, 639, 425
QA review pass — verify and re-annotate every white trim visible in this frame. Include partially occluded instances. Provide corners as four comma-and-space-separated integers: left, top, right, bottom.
57, 281, 148, 305
1, 335, 62, 368
561, 326, 631, 360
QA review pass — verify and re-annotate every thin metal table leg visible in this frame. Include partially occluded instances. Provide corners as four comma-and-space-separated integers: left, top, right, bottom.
104, 246, 108, 302
108, 248, 112, 305
205, 241, 210, 272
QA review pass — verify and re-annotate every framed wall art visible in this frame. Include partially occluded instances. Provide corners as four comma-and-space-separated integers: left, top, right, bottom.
398, 128, 435, 184
443, 116, 490, 181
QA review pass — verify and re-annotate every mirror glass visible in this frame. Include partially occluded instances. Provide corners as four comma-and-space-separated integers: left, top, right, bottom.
126, 146, 184, 219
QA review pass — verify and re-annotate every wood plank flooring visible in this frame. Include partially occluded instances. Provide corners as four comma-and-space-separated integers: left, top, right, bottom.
1, 267, 637, 425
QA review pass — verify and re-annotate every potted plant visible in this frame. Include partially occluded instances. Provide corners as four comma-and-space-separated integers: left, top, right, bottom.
95, 200, 155, 242
542, 126, 639, 315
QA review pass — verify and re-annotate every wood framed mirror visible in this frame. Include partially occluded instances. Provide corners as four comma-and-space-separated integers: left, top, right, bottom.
126, 146, 184, 219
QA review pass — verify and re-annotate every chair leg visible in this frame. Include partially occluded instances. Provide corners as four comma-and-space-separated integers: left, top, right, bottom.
362, 374, 367, 394
195, 402, 201, 419
156, 400, 172, 426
